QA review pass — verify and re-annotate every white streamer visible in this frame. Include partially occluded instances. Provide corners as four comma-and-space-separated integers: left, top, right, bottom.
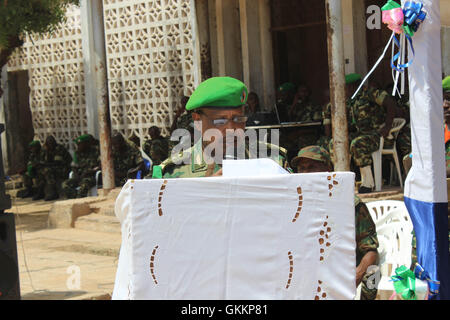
351, 32, 395, 100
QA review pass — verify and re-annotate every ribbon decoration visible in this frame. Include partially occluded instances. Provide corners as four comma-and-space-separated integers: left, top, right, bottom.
390, 265, 417, 300
403, 1, 427, 37
414, 263, 440, 298
351, 1, 426, 100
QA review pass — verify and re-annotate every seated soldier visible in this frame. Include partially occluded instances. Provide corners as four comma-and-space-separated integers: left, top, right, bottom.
111, 133, 145, 186
169, 96, 193, 136
143, 126, 170, 166
40, 135, 72, 201
275, 82, 296, 123
156, 77, 290, 179
19, 140, 43, 200
327, 74, 397, 194
292, 145, 380, 300
62, 134, 101, 199
288, 85, 322, 123
128, 133, 141, 148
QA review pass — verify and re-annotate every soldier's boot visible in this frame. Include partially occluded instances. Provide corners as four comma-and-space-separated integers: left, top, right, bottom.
44, 184, 59, 201
358, 166, 375, 194
18, 187, 33, 198
32, 187, 45, 201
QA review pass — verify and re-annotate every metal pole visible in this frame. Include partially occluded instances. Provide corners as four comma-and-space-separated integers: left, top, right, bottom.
325, 0, 350, 171
80, 0, 115, 191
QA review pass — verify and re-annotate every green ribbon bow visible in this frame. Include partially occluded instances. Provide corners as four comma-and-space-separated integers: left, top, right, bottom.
391, 265, 417, 300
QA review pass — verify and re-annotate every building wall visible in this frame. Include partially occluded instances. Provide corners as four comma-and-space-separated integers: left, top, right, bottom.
7, 5, 86, 150
7, 0, 199, 149
103, 0, 199, 141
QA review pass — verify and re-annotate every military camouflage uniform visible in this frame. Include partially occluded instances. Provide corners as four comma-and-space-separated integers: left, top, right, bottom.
446, 139, 450, 170
290, 100, 322, 123
62, 145, 100, 199
143, 137, 170, 166
174, 112, 193, 133
159, 140, 290, 179
354, 196, 380, 300
324, 88, 388, 167
22, 146, 44, 193
40, 144, 72, 194
113, 140, 144, 186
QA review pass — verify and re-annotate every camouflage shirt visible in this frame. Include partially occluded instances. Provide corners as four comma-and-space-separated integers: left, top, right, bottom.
290, 100, 322, 122
73, 145, 100, 178
349, 87, 388, 134
355, 196, 379, 266
113, 140, 144, 176
160, 140, 291, 179
175, 112, 193, 132
41, 144, 72, 171
143, 137, 170, 166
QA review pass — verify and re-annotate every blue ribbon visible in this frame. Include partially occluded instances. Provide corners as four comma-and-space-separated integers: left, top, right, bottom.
404, 1, 427, 33
390, 34, 415, 73
414, 263, 440, 298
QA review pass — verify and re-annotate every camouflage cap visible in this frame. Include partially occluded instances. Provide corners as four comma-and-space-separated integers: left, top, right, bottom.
291, 145, 332, 168
443, 76, 450, 92
186, 77, 248, 111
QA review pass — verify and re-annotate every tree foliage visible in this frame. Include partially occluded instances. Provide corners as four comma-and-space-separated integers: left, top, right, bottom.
0, 0, 80, 70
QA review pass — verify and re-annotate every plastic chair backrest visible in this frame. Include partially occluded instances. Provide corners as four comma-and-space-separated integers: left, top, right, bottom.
365, 200, 409, 226
386, 118, 406, 140
376, 222, 413, 276
366, 200, 413, 276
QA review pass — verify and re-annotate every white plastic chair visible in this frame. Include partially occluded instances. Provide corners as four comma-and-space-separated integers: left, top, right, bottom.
365, 200, 414, 299
69, 170, 101, 197
372, 118, 407, 191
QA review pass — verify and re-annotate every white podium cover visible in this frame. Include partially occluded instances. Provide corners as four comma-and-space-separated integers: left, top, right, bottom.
112, 173, 356, 300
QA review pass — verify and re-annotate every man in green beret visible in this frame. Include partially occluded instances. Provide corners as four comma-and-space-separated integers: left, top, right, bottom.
112, 133, 145, 186
39, 135, 73, 201
19, 140, 44, 199
276, 82, 296, 123
62, 134, 101, 199
156, 77, 290, 178
294, 145, 380, 300
143, 126, 170, 167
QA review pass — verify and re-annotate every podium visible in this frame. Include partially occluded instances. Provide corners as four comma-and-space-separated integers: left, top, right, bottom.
112, 172, 356, 300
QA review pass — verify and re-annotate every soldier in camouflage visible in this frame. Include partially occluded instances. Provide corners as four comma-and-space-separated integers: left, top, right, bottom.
20, 140, 43, 200
292, 145, 379, 300
112, 133, 145, 187
39, 135, 72, 201
62, 134, 101, 199
155, 77, 291, 179
143, 126, 170, 166
276, 82, 296, 123
288, 85, 322, 123
169, 96, 193, 137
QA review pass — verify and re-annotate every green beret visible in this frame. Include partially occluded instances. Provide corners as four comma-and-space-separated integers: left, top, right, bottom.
29, 140, 41, 147
74, 134, 93, 144
291, 145, 332, 168
443, 76, 450, 92
345, 73, 362, 85
186, 77, 248, 111
278, 82, 296, 92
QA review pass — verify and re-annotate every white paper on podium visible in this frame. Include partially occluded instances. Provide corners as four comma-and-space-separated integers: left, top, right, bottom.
222, 159, 289, 177
113, 173, 356, 300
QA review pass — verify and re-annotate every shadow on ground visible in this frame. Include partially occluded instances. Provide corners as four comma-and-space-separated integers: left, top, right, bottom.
20, 290, 87, 300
